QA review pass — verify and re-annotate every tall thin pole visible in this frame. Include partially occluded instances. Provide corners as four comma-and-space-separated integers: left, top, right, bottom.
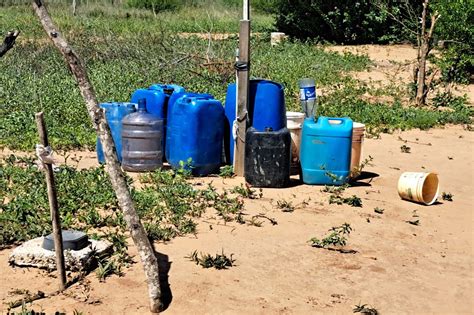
233, 0, 250, 176
35, 112, 67, 291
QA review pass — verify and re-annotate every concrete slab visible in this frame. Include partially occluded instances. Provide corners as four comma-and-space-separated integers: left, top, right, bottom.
9, 237, 112, 271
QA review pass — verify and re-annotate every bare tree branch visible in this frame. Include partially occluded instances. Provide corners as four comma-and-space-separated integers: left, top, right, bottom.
0, 30, 20, 58
31, 0, 163, 312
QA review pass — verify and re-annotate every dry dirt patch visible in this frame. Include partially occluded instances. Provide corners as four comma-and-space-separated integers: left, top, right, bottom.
1, 125, 473, 314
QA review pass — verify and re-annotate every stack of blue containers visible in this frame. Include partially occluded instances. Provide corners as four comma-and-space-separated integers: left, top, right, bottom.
225, 79, 291, 187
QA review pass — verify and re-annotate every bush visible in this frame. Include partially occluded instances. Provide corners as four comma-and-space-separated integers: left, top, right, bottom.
432, 0, 473, 84
126, 0, 180, 12
274, 0, 419, 44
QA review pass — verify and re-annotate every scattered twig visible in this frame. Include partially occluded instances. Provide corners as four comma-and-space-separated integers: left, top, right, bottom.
252, 214, 278, 226
7, 291, 49, 310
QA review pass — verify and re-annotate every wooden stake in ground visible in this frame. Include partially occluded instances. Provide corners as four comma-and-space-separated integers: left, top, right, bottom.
0, 30, 20, 58
32, 0, 163, 312
233, 0, 250, 176
35, 112, 67, 292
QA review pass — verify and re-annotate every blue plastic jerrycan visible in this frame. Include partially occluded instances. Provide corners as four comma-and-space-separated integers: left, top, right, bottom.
165, 92, 212, 161
300, 116, 353, 185
167, 94, 225, 176
96, 102, 137, 164
224, 79, 286, 164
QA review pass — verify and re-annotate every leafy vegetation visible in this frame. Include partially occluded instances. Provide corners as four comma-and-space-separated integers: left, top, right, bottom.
276, 199, 295, 213
0, 155, 246, 247
329, 195, 363, 207
186, 250, 235, 269
442, 192, 453, 201
2, 2, 469, 150
274, 0, 419, 44
309, 223, 352, 248
230, 183, 263, 199
353, 303, 379, 315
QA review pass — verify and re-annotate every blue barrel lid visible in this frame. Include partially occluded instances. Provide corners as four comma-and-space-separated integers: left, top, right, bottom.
305, 116, 353, 137
149, 84, 185, 94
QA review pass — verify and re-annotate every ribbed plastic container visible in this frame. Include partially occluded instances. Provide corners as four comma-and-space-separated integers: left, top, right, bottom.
165, 92, 212, 161
398, 172, 439, 205
286, 111, 305, 174
244, 127, 291, 188
350, 122, 366, 174
300, 116, 353, 185
131, 84, 185, 159
224, 79, 286, 163
96, 102, 136, 164
121, 99, 163, 172
167, 95, 225, 176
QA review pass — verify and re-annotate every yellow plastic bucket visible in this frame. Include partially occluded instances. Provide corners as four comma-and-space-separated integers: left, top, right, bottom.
397, 172, 439, 205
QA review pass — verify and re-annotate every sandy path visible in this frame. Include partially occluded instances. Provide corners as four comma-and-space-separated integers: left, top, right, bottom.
1, 125, 473, 314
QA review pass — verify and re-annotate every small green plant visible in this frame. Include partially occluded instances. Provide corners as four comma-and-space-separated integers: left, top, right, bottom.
442, 192, 453, 201
96, 258, 123, 282
351, 155, 374, 179
276, 199, 295, 212
231, 183, 263, 199
176, 158, 194, 178
321, 183, 349, 195
309, 223, 352, 248
219, 165, 235, 178
374, 207, 384, 214
400, 145, 411, 153
329, 195, 362, 207
186, 250, 235, 270
353, 303, 378, 315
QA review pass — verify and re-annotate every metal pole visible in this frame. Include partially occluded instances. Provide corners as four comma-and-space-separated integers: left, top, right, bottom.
35, 112, 67, 291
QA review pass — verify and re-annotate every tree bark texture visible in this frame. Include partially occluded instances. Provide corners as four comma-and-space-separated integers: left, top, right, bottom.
35, 112, 67, 292
0, 30, 20, 58
32, 1, 163, 312
415, 0, 440, 107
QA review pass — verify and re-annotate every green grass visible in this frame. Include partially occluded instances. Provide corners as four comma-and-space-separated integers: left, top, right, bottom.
0, 155, 246, 246
0, 3, 471, 150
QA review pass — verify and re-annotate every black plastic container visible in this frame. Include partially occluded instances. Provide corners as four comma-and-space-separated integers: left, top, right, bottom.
244, 127, 291, 188
42, 230, 89, 251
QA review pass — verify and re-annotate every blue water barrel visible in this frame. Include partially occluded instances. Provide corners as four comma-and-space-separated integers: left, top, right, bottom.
224, 79, 286, 164
300, 116, 353, 185
122, 99, 163, 172
165, 92, 212, 161
96, 102, 136, 164
167, 95, 225, 176
131, 84, 185, 159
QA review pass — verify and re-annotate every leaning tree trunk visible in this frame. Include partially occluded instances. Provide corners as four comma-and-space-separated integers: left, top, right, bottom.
32, 0, 163, 312
414, 0, 440, 107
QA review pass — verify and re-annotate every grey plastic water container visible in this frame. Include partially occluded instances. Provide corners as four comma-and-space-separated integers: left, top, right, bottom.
122, 99, 163, 172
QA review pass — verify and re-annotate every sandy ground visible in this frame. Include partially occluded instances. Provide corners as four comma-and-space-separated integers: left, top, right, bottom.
1, 125, 473, 314
326, 44, 474, 104
1, 44, 473, 314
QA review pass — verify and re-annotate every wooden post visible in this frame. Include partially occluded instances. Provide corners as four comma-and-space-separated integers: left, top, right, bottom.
32, 1, 163, 312
35, 112, 67, 292
233, 1, 250, 176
